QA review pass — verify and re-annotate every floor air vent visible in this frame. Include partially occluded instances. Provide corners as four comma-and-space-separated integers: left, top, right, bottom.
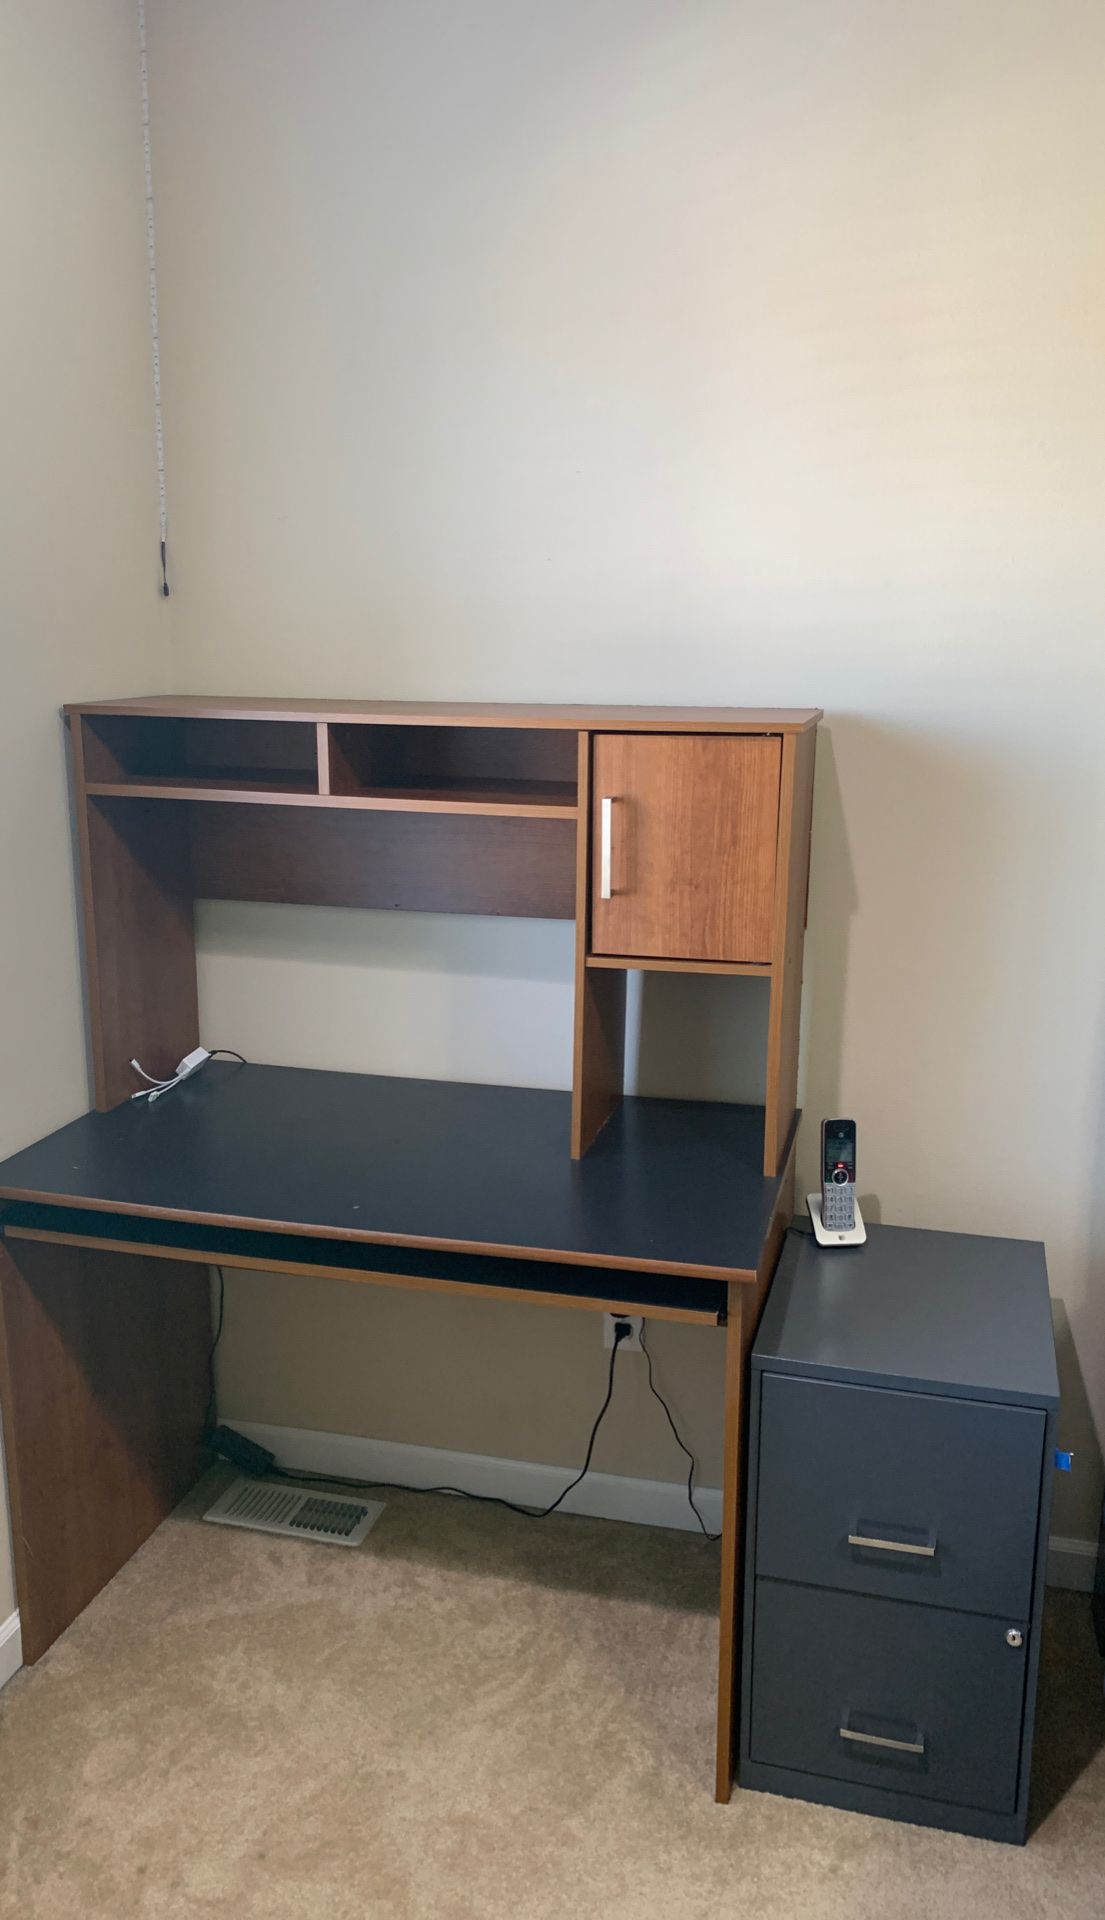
203, 1477, 385, 1547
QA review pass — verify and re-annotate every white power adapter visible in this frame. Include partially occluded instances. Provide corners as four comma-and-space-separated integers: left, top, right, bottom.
173, 1046, 212, 1082
130, 1046, 212, 1102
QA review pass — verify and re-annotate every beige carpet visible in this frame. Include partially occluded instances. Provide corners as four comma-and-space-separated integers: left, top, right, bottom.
1, 1474, 1103, 1920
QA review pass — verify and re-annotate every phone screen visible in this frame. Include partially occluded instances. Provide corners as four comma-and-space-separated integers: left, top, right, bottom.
823, 1121, 856, 1180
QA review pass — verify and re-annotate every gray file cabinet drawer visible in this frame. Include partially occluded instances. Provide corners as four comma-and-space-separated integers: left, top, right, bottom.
756, 1374, 1045, 1619
749, 1579, 1028, 1815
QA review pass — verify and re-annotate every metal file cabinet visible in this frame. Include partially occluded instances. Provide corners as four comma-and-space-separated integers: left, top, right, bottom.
739, 1223, 1059, 1843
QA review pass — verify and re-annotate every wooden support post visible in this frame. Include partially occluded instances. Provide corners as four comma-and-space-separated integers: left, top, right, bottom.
571, 731, 626, 1156
714, 1137, 797, 1800
315, 721, 332, 794
764, 728, 817, 1175
715, 1279, 748, 1802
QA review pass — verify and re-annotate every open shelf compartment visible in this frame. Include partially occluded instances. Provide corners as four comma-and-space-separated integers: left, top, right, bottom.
79, 714, 320, 800
323, 723, 578, 816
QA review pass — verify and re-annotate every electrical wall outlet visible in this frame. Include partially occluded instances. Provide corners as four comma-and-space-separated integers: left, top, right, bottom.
603, 1312, 643, 1352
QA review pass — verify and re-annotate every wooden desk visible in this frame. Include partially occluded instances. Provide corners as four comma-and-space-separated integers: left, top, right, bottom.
0, 1063, 795, 1801
0, 696, 817, 1802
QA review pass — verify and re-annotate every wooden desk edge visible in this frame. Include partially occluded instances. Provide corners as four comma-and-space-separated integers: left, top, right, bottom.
65, 697, 824, 733
0, 1186, 767, 1285
1, 1223, 723, 1327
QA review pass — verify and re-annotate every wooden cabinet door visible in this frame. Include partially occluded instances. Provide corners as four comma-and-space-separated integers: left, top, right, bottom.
590, 734, 781, 962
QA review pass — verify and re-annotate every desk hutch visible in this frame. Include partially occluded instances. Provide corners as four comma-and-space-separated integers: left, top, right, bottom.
0, 697, 819, 1801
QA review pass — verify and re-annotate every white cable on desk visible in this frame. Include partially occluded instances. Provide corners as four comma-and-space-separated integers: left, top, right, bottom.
130, 1048, 212, 1101
130, 1048, 246, 1101
130, 1058, 175, 1089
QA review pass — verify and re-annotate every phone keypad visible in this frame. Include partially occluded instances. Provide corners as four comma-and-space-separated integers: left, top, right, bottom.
822, 1183, 856, 1232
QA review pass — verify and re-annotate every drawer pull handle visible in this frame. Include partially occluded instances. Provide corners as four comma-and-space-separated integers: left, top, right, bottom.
839, 1726, 926, 1757
847, 1532, 936, 1559
599, 796, 615, 900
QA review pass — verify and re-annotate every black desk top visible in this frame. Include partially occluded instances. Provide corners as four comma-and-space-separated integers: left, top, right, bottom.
0, 1063, 787, 1282
755, 1224, 1058, 1407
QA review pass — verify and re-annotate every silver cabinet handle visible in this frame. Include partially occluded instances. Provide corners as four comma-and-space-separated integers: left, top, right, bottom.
847, 1533, 936, 1559
599, 796, 614, 900
839, 1726, 925, 1757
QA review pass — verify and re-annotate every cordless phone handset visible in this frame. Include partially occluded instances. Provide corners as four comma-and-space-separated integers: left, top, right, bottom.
821, 1117, 857, 1233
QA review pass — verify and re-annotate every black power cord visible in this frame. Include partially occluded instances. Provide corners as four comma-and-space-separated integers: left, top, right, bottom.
206, 1291, 633, 1520
638, 1322, 717, 1539
206, 1277, 715, 1538
278, 1324, 631, 1520
204, 1264, 226, 1439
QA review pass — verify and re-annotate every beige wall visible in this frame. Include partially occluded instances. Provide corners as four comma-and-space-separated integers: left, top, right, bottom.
0, 0, 168, 1622
147, 1, 1105, 1533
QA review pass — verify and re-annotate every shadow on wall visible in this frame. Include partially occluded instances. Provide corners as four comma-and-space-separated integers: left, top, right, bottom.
800, 717, 1105, 1544
798, 723, 856, 1146
1070, 1000, 1105, 1536
1029, 1590, 1105, 1832
1051, 1299, 1104, 1539
629, 973, 769, 1103
799, 714, 1030, 1189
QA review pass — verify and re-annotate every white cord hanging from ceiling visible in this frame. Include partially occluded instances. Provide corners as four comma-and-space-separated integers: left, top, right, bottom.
138, 2, 169, 597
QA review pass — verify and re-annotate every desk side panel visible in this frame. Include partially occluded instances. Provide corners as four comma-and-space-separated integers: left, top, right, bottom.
0, 1237, 210, 1663
71, 718, 199, 1110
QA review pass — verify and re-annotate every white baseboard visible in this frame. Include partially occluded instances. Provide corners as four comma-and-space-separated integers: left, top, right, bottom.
227, 1419, 723, 1535
1047, 1534, 1098, 1594
226, 1420, 1099, 1589
0, 1610, 22, 1691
